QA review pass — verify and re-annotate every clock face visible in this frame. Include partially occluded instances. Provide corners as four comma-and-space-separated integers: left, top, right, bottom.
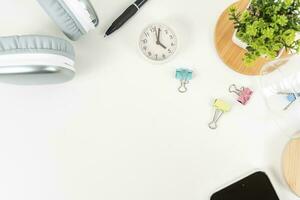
139, 24, 178, 62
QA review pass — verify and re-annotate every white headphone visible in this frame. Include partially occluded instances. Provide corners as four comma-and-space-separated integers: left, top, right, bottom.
0, 0, 99, 85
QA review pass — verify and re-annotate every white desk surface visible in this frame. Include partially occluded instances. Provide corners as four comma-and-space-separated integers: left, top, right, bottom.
0, 0, 298, 199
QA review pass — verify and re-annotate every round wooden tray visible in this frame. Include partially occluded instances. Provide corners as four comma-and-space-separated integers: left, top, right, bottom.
283, 137, 300, 197
214, 0, 287, 76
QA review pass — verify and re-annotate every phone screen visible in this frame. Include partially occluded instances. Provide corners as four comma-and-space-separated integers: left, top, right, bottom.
211, 172, 280, 200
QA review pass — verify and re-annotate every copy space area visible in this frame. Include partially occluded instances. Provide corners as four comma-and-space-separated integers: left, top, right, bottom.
0, 0, 296, 200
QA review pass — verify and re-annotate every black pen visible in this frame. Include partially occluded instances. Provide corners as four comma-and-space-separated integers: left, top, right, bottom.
105, 0, 148, 37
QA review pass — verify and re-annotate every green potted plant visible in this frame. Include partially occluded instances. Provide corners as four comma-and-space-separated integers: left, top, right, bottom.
229, 0, 300, 65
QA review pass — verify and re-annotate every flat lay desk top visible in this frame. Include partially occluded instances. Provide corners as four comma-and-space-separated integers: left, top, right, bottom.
0, 0, 298, 200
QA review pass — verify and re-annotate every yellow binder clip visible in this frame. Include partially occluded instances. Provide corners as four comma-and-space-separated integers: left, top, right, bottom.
208, 99, 231, 130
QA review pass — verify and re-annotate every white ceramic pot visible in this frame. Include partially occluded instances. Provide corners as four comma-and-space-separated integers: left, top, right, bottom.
232, 30, 248, 49
231, 1, 294, 59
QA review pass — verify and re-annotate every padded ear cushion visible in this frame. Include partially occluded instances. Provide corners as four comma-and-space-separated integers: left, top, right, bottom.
0, 35, 75, 60
0, 35, 75, 85
37, 0, 86, 41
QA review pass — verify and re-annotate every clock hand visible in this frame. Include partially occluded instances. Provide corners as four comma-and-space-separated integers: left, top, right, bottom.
155, 28, 159, 43
156, 28, 167, 49
158, 42, 167, 49
157, 28, 161, 43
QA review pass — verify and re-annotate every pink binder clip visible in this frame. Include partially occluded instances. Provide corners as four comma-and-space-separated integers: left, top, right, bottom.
229, 84, 253, 105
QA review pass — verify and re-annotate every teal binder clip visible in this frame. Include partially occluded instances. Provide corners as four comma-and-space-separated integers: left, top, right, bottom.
176, 68, 193, 93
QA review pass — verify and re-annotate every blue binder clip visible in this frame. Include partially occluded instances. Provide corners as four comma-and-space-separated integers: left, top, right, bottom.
175, 68, 193, 93
278, 92, 300, 110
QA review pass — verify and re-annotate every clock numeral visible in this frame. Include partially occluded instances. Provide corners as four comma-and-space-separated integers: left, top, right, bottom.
148, 52, 152, 56
171, 42, 175, 46
143, 46, 147, 51
168, 49, 172, 54
150, 27, 157, 33
144, 32, 150, 37
162, 54, 166, 59
142, 39, 147, 44
169, 35, 174, 39
155, 54, 158, 60
165, 30, 169, 34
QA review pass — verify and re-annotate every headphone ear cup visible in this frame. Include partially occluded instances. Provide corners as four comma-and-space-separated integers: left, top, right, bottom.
0, 35, 76, 85
37, 0, 87, 41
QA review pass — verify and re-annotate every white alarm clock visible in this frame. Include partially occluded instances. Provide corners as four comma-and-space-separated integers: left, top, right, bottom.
139, 23, 178, 63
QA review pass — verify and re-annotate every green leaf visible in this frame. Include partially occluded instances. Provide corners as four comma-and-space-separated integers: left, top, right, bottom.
262, 28, 275, 39
276, 15, 288, 26
246, 24, 258, 36
282, 29, 296, 46
228, 0, 300, 65
284, 0, 294, 7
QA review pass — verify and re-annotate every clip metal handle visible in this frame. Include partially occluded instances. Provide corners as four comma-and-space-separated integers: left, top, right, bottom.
278, 92, 299, 111
229, 84, 242, 96
208, 109, 224, 130
208, 99, 231, 130
178, 80, 189, 93
284, 100, 296, 111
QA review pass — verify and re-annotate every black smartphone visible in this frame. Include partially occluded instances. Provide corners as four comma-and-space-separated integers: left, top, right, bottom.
211, 171, 280, 200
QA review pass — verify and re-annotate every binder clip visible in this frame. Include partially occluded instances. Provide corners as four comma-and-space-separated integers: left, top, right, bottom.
208, 99, 231, 130
278, 92, 300, 110
229, 84, 253, 105
175, 68, 193, 93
